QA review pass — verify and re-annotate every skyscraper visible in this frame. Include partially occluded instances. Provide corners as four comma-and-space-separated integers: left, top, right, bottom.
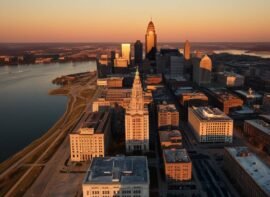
184, 40, 191, 60
193, 55, 212, 85
134, 40, 143, 65
145, 20, 157, 56
125, 68, 149, 152
121, 43, 131, 64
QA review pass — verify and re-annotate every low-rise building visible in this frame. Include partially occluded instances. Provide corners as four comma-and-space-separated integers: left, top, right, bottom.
217, 72, 244, 87
159, 130, 182, 149
69, 111, 111, 161
188, 106, 233, 143
82, 156, 149, 197
244, 119, 270, 151
179, 91, 208, 107
224, 147, 270, 197
205, 88, 243, 114
234, 88, 263, 106
163, 149, 192, 183
157, 103, 179, 129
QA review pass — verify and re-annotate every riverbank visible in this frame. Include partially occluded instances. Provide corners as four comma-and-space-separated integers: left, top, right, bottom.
0, 71, 97, 196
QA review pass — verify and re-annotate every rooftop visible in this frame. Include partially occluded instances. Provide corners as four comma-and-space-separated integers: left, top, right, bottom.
75, 111, 110, 134
191, 106, 232, 121
159, 130, 182, 142
209, 88, 242, 102
158, 103, 178, 112
245, 119, 270, 136
226, 147, 270, 195
164, 149, 190, 163
83, 156, 149, 184
235, 88, 262, 99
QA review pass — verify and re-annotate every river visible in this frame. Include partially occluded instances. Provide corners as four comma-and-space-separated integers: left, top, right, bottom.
0, 61, 96, 162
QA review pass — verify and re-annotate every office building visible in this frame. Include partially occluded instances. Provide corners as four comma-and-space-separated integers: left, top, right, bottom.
184, 40, 191, 60
193, 55, 212, 86
125, 69, 149, 152
263, 93, 270, 112
170, 56, 184, 78
224, 147, 270, 197
159, 130, 182, 149
70, 111, 111, 161
234, 88, 263, 106
188, 106, 233, 143
114, 58, 128, 68
179, 91, 208, 107
82, 156, 149, 197
121, 43, 131, 64
134, 40, 143, 65
145, 20, 157, 56
163, 149, 192, 183
157, 103, 179, 129
205, 88, 243, 114
244, 119, 270, 151
217, 72, 245, 87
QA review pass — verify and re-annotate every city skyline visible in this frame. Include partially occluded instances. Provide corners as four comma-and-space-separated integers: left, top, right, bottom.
1, 0, 270, 42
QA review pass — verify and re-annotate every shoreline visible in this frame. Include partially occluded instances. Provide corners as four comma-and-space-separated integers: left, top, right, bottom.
0, 71, 97, 196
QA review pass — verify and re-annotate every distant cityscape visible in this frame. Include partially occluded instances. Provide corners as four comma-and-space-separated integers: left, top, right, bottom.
0, 19, 270, 197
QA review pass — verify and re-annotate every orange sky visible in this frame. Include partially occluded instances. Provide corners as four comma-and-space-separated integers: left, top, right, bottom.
0, 0, 270, 42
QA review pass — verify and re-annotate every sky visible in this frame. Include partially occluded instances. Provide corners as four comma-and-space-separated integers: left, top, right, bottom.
0, 0, 270, 42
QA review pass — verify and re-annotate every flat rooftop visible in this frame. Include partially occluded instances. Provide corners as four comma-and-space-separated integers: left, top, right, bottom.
75, 111, 110, 134
245, 119, 270, 136
191, 106, 232, 121
83, 156, 149, 184
164, 148, 190, 163
209, 88, 242, 102
158, 103, 178, 112
159, 130, 182, 142
226, 147, 270, 195
235, 89, 262, 99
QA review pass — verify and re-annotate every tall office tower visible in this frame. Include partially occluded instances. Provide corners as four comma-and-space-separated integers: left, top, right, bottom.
170, 56, 184, 78
145, 20, 157, 56
184, 40, 191, 60
193, 55, 212, 86
134, 40, 143, 65
121, 43, 131, 64
125, 68, 149, 152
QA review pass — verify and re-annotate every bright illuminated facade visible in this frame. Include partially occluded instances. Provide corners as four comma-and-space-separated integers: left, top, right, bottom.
157, 103, 179, 129
125, 69, 149, 152
193, 55, 212, 85
163, 148, 192, 183
121, 43, 131, 64
69, 111, 111, 161
184, 40, 191, 60
188, 106, 233, 143
145, 21, 157, 55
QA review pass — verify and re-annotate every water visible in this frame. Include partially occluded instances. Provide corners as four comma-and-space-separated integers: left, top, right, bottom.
213, 49, 270, 58
0, 61, 96, 162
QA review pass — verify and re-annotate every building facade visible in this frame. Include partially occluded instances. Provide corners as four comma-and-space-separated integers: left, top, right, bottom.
193, 55, 212, 86
159, 130, 182, 149
82, 156, 149, 197
157, 103, 179, 129
125, 69, 149, 152
134, 40, 143, 65
163, 148, 192, 183
184, 40, 191, 60
224, 147, 270, 197
145, 20, 157, 56
188, 106, 233, 143
121, 43, 131, 64
69, 111, 111, 161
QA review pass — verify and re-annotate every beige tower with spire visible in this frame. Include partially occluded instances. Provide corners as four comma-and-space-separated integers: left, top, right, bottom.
145, 20, 157, 55
125, 68, 149, 152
